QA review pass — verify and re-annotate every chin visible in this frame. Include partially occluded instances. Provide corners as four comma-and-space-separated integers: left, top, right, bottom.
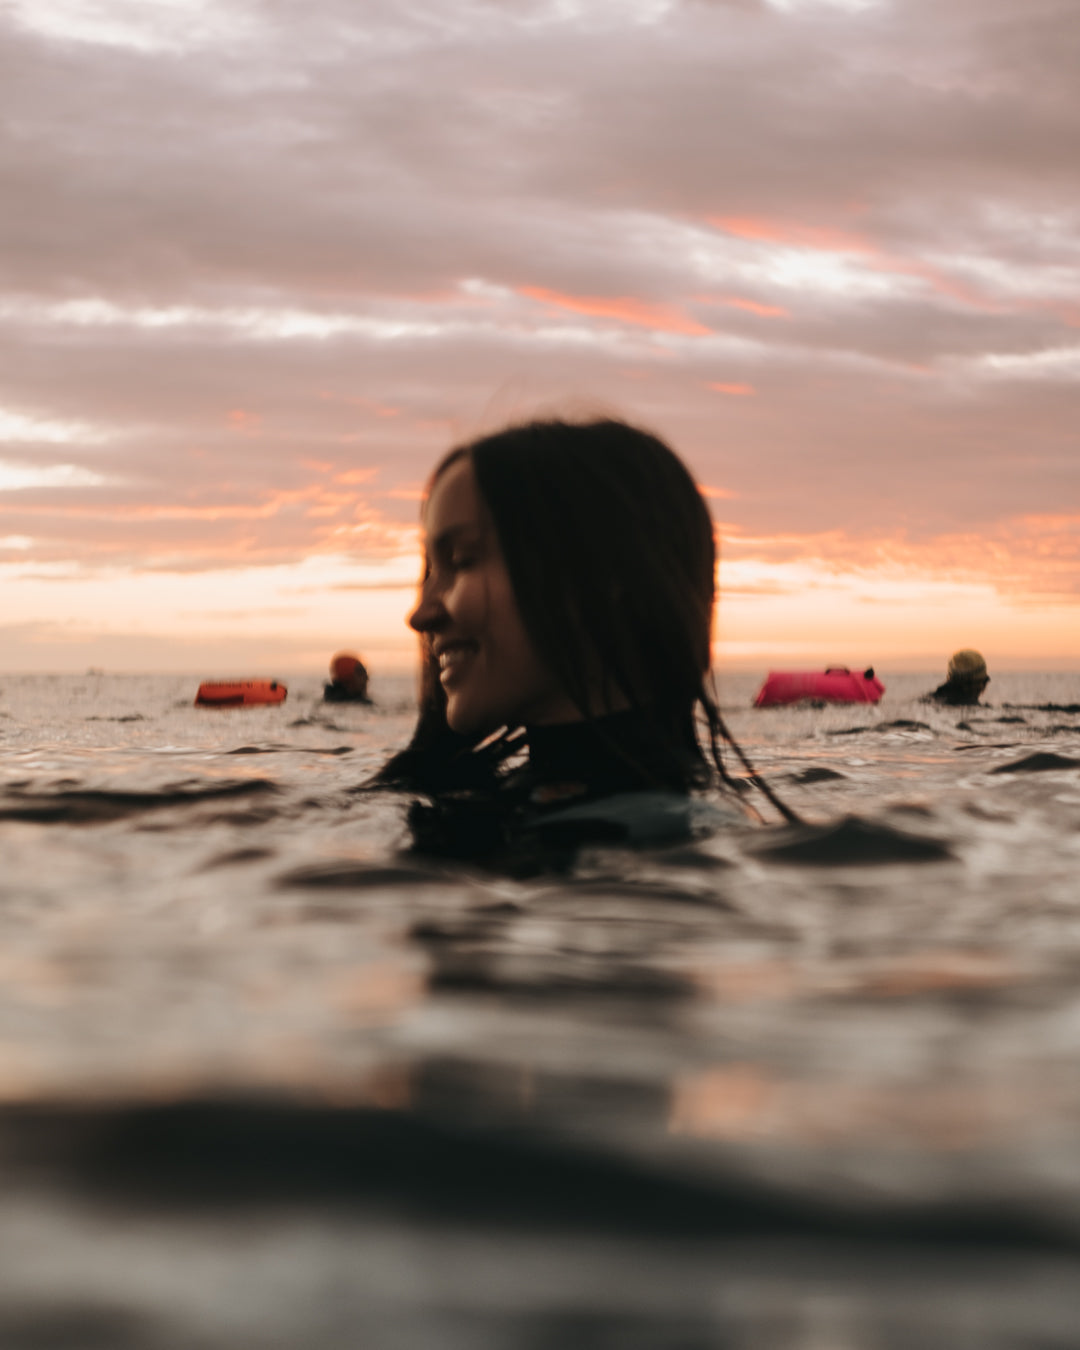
445, 705, 469, 734
445, 697, 482, 736
446, 694, 506, 738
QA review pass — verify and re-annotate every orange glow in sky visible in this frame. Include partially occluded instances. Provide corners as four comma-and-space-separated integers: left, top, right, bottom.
708, 382, 756, 397
711, 216, 873, 254
518, 286, 712, 337
720, 298, 789, 318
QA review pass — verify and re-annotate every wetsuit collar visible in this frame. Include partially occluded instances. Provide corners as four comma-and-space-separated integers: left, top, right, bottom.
524, 709, 692, 804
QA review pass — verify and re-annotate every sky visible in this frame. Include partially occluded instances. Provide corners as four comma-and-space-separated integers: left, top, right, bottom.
1, 0, 1078, 676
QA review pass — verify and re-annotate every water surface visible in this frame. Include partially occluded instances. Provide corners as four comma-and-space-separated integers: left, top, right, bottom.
1, 669, 1079, 1346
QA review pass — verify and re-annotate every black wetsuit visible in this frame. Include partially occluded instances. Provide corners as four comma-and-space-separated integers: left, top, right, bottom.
323, 680, 372, 704
402, 710, 711, 871
925, 679, 988, 707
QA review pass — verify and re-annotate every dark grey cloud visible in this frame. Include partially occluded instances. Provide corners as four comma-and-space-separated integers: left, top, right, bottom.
0, 0, 1077, 594
3, 0, 1077, 297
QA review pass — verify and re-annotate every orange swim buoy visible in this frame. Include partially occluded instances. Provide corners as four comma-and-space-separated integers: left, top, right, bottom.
194, 679, 288, 708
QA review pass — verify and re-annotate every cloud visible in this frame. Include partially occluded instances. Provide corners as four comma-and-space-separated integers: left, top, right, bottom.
0, 462, 106, 490
518, 286, 711, 336
720, 512, 1080, 601
8, 0, 259, 54
0, 406, 107, 444
0, 0, 1077, 663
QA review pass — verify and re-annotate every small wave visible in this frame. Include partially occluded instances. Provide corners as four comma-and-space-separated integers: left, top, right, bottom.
991, 752, 1080, 775
1004, 703, 1080, 715
427, 959, 689, 1001
277, 862, 440, 889
0, 779, 279, 825
226, 744, 353, 756
750, 815, 953, 866
826, 721, 932, 737
789, 767, 847, 784
197, 847, 277, 870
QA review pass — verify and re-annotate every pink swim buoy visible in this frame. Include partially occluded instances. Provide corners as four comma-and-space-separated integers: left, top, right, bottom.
753, 667, 884, 708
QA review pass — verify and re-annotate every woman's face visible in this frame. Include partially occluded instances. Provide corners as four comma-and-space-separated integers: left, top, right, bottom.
408, 456, 580, 735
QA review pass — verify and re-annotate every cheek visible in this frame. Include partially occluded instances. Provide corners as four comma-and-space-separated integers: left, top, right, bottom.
446, 572, 486, 629
485, 572, 522, 641
489, 587, 542, 680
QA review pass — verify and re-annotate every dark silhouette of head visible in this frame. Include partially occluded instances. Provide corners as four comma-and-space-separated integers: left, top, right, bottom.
385, 416, 725, 790
935, 648, 990, 705
381, 416, 803, 825
465, 417, 715, 725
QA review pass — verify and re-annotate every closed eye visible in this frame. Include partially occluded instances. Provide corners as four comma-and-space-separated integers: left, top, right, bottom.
426, 524, 486, 576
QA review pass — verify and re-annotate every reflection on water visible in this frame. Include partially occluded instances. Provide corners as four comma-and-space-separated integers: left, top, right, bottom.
670, 1064, 774, 1139
669, 1060, 1066, 1151
0, 670, 1079, 1344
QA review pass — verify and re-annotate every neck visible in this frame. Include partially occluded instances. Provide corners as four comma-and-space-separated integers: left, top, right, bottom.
525, 708, 695, 798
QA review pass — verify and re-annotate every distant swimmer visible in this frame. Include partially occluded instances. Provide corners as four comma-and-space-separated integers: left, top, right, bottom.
925, 649, 990, 706
323, 651, 372, 704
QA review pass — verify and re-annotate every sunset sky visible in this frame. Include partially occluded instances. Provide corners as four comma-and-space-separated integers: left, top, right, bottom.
2, 0, 1078, 675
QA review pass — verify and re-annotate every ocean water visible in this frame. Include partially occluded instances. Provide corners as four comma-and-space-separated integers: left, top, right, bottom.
1, 668, 1079, 1347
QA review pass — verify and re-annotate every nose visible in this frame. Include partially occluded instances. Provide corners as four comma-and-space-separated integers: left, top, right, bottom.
408, 578, 445, 634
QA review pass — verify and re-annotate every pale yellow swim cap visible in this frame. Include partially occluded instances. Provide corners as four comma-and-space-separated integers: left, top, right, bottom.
947, 649, 988, 682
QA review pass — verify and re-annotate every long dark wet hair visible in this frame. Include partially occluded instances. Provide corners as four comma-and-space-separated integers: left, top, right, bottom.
378, 417, 797, 822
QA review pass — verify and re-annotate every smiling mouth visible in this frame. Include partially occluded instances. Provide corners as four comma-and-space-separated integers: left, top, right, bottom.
436, 642, 478, 681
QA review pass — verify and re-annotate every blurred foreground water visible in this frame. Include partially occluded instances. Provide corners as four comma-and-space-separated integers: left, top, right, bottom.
1, 668, 1079, 1347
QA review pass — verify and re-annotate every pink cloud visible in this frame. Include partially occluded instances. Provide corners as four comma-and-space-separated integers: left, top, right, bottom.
227, 408, 262, 433
708, 382, 755, 397
723, 298, 789, 318
711, 217, 874, 255
333, 468, 379, 485
518, 286, 711, 337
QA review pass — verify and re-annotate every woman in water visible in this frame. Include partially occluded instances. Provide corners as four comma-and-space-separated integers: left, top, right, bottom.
377, 417, 793, 863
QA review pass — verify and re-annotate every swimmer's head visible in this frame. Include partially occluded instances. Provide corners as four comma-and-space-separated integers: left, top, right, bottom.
329, 650, 368, 693
947, 648, 989, 686
409, 418, 716, 739
330, 651, 360, 681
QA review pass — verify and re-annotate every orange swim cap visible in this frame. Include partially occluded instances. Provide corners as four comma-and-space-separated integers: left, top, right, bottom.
330, 651, 361, 681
